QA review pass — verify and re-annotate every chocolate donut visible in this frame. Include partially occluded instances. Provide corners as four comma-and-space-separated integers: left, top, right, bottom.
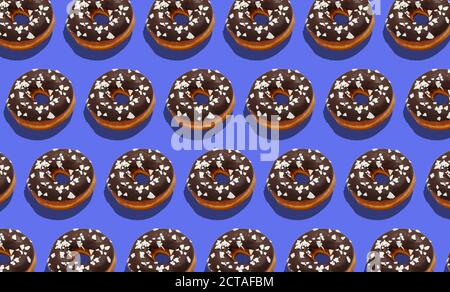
306, 0, 375, 50
287, 229, 355, 273
0, 229, 35, 272
427, 151, 450, 209
187, 149, 255, 210
207, 229, 275, 272
47, 229, 115, 272
7, 69, 75, 130
368, 229, 435, 272
166, 69, 235, 130
66, 0, 135, 50
107, 149, 175, 210
0, 0, 55, 50
27, 149, 96, 210
406, 69, 450, 130
0, 154, 15, 205
267, 149, 335, 210
146, 0, 215, 50
87, 69, 155, 130
326, 69, 395, 130
347, 149, 415, 210
226, 0, 295, 50
386, 0, 450, 50
127, 229, 195, 272
246, 69, 315, 130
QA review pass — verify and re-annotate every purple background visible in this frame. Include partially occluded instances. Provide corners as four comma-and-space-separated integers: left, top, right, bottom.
0, 0, 449, 272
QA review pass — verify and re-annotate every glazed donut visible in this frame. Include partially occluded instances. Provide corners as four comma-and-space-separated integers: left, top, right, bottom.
7, 69, 75, 131
347, 149, 415, 210
368, 229, 435, 272
406, 69, 450, 130
207, 229, 275, 272
127, 229, 195, 272
146, 0, 215, 50
27, 149, 95, 210
386, 0, 450, 50
267, 149, 335, 210
47, 229, 116, 272
0, 229, 35, 272
306, 0, 375, 50
87, 69, 155, 130
187, 149, 255, 210
226, 0, 295, 50
427, 151, 450, 209
287, 229, 355, 273
246, 69, 315, 130
66, 0, 135, 50
166, 69, 235, 130
0, 0, 55, 50
107, 149, 175, 210
0, 154, 15, 205
326, 69, 395, 130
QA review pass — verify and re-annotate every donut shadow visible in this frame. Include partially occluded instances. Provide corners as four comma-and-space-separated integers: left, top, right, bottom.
24, 186, 91, 220
0, 194, 13, 212
403, 107, 450, 140
344, 187, 411, 220
0, 35, 52, 60
63, 28, 131, 60
83, 107, 151, 140
4, 107, 72, 140
424, 186, 450, 219
303, 27, 371, 60
323, 108, 391, 140
383, 28, 449, 60
184, 186, 251, 220
104, 186, 171, 220
143, 28, 211, 60
264, 188, 331, 220
223, 27, 291, 60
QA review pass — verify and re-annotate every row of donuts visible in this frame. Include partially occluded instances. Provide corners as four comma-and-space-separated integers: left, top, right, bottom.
0, 227, 447, 272
0, 148, 449, 212
2, 0, 449, 52
6, 68, 450, 133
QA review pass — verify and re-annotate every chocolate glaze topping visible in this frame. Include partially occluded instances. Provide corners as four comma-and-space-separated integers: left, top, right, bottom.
207, 229, 275, 272
427, 151, 450, 203
386, 0, 450, 43
47, 229, 115, 272
306, 0, 374, 43
27, 149, 95, 202
347, 149, 414, 203
0, 0, 54, 43
167, 69, 234, 126
66, 0, 134, 43
146, 0, 214, 43
407, 69, 450, 124
7, 69, 74, 124
187, 149, 254, 203
107, 149, 174, 203
246, 69, 314, 123
226, 0, 294, 43
267, 149, 334, 202
127, 229, 195, 272
0, 229, 35, 272
287, 229, 354, 273
0, 154, 14, 198
87, 69, 154, 124
368, 229, 434, 272
326, 69, 394, 123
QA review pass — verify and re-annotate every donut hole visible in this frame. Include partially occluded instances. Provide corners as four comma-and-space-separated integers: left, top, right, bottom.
172, 11, 190, 25
33, 93, 50, 105
412, 11, 429, 25
92, 11, 109, 25
373, 172, 390, 185
133, 172, 150, 185
234, 251, 251, 265
76, 253, 91, 266
213, 170, 231, 185
0, 252, 10, 265
153, 251, 171, 265
113, 91, 130, 106
251, 10, 270, 25
292, 169, 310, 185
433, 93, 449, 106
11, 11, 30, 25
393, 251, 410, 265
332, 11, 349, 25
193, 92, 210, 106
273, 93, 290, 106
352, 92, 370, 105
53, 170, 70, 185
314, 252, 331, 265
